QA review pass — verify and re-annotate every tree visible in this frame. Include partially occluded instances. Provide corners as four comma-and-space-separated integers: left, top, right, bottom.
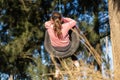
0, 0, 110, 79
108, 0, 120, 79
0, 0, 50, 79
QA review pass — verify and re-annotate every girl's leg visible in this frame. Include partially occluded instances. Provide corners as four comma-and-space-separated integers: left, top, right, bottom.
71, 55, 80, 68
54, 58, 61, 78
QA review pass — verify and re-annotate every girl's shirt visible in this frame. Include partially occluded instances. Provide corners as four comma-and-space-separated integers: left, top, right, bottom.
45, 17, 76, 47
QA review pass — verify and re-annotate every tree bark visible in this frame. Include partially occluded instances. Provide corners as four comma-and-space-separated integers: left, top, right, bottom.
108, 0, 120, 80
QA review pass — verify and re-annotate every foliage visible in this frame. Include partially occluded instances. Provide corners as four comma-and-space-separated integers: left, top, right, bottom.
0, 0, 110, 79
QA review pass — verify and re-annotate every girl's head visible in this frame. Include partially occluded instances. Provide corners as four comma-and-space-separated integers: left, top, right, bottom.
51, 12, 63, 39
51, 11, 62, 21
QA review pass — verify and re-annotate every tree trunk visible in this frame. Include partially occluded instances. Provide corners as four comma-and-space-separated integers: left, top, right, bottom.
108, 0, 120, 80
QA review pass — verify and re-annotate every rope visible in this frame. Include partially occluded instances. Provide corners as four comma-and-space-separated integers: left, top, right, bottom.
70, 28, 102, 67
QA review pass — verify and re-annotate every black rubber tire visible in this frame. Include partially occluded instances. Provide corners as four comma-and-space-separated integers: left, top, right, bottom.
44, 27, 80, 58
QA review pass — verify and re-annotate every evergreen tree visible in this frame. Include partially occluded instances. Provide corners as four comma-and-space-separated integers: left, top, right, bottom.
0, 0, 110, 79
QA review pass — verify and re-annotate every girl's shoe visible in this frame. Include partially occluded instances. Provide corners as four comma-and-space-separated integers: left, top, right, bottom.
73, 60, 80, 70
54, 69, 60, 78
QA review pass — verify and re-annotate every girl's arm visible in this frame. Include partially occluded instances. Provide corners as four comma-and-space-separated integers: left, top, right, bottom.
62, 17, 74, 22
61, 18, 77, 37
62, 17, 77, 29
45, 21, 53, 29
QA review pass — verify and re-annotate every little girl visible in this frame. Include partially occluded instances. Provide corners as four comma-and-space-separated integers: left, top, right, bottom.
45, 11, 80, 78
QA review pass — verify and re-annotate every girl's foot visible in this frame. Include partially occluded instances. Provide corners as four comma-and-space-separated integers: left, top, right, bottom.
73, 60, 80, 70
54, 69, 60, 78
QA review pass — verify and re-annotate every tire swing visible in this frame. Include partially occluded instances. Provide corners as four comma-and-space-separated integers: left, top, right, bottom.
44, 27, 80, 58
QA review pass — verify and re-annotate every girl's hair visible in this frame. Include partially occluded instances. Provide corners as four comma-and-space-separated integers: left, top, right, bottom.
51, 12, 63, 39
